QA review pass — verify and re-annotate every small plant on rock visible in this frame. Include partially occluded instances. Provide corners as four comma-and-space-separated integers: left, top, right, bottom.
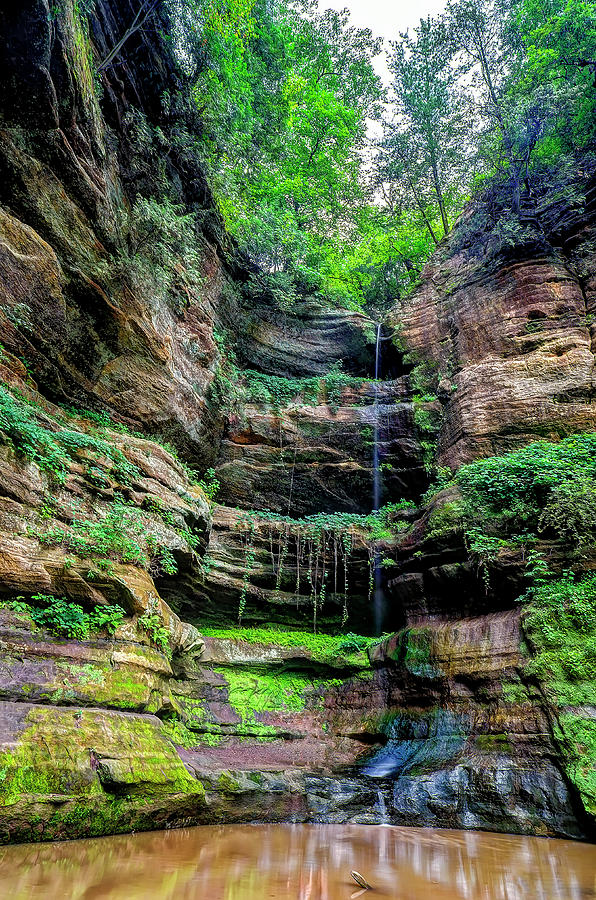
138, 601, 172, 657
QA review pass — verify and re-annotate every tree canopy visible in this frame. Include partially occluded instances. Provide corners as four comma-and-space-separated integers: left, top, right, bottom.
161, 0, 596, 311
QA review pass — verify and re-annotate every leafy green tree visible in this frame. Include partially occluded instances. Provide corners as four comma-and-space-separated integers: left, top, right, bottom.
160, 0, 596, 312
511, 0, 596, 149
384, 17, 468, 238
167, 0, 385, 307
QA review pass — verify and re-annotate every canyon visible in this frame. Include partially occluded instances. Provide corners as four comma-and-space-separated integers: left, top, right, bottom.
0, 0, 595, 845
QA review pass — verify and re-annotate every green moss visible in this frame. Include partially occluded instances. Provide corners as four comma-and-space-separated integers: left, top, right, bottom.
558, 714, 596, 814
200, 626, 375, 667
217, 771, 241, 793
475, 733, 513, 752
0, 706, 202, 811
53, 661, 154, 709
215, 668, 316, 720
162, 716, 205, 749
385, 627, 441, 679
426, 501, 464, 539
0, 751, 58, 805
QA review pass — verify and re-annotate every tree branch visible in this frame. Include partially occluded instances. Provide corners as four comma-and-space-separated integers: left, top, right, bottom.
97, 0, 160, 74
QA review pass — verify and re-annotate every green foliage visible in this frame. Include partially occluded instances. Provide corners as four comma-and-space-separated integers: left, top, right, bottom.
200, 626, 375, 662
1, 594, 126, 641
512, 0, 596, 150
336, 632, 374, 655
33, 491, 205, 579
380, 15, 469, 246
159, 0, 596, 314
242, 365, 372, 413
238, 502, 412, 542
138, 605, 171, 657
35, 501, 179, 576
197, 467, 220, 502
168, 0, 391, 309
212, 342, 376, 421
413, 396, 442, 473
520, 570, 596, 813
466, 531, 512, 589
455, 432, 596, 537
0, 385, 138, 485
538, 476, 596, 552
86, 603, 127, 635
425, 433, 596, 584
523, 571, 596, 703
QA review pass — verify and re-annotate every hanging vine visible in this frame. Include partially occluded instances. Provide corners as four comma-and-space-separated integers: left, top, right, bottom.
233, 502, 413, 632
238, 521, 256, 624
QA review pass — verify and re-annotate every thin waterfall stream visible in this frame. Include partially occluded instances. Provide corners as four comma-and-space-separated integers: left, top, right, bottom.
373, 323, 383, 633
373, 322, 381, 511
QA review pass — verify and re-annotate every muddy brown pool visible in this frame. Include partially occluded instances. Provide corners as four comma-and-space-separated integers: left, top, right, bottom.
0, 824, 594, 899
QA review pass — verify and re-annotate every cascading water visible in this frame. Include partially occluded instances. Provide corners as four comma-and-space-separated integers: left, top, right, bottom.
373, 322, 382, 512
373, 323, 383, 634
375, 787, 389, 825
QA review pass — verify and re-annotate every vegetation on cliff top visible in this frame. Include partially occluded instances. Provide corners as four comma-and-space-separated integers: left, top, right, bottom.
159, 0, 596, 311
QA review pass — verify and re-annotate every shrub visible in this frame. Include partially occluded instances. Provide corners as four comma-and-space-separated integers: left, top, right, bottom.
198, 467, 220, 502
138, 603, 171, 657
0, 385, 139, 485
455, 433, 596, 532
36, 500, 184, 577
23, 594, 126, 640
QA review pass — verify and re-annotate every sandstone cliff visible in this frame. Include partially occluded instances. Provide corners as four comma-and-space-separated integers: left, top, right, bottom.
0, 0, 595, 845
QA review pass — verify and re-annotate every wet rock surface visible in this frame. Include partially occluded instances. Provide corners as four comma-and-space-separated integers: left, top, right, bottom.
0, 0, 595, 848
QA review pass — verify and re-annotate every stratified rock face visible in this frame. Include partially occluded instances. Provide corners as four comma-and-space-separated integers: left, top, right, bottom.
0, 2, 377, 472
186, 506, 378, 630
233, 301, 378, 377
1, 0, 596, 848
216, 380, 426, 517
390, 175, 596, 469
362, 613, 586, 838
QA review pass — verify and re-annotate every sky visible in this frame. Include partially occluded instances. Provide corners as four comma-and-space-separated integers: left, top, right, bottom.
319, 0, 448, 84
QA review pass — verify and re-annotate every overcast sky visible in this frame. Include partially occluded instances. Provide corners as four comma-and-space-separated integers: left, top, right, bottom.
319, 0, 448, 83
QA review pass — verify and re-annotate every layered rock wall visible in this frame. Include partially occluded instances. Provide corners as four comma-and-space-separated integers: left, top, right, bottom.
390, 176, 596, 469
1, 0, 595, 846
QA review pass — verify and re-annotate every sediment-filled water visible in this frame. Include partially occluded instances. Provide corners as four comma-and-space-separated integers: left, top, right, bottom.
1, 824, 594, 899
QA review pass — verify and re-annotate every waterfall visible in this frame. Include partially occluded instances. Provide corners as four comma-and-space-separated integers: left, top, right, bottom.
375, 787, 389, 825
372, 323, 381, 512
373, 323, 383, 633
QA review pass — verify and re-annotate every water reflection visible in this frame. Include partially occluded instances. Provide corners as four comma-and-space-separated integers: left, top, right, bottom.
0, 824, 594, 900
